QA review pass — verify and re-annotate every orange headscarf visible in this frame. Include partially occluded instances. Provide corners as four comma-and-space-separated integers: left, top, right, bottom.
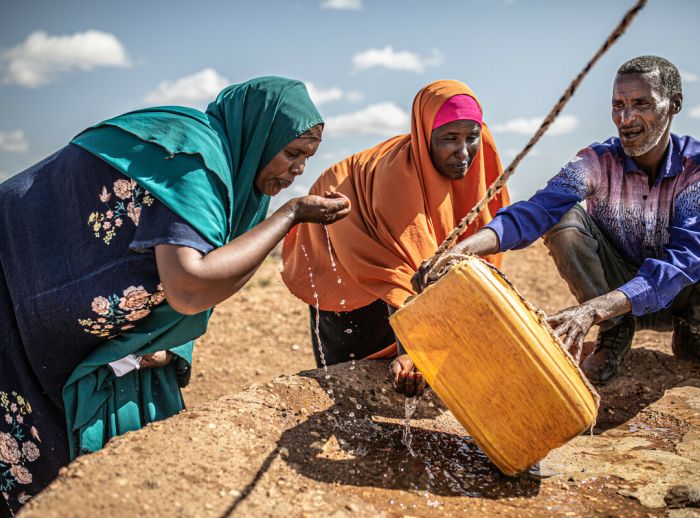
282, 79, 509, 312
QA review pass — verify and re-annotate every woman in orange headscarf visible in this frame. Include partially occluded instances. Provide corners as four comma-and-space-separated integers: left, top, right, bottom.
282, 80, 509, 394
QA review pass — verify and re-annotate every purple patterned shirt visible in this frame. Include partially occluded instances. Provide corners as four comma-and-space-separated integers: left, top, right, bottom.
486, 133, 700, 316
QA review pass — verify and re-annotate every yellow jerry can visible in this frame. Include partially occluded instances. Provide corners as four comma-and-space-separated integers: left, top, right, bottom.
390, 257, 599, 475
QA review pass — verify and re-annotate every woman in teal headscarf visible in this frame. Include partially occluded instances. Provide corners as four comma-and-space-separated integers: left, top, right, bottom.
0, 76, 348, 512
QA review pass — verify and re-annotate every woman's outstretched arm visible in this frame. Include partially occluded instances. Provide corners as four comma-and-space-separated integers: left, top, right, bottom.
156, 193, 350, 315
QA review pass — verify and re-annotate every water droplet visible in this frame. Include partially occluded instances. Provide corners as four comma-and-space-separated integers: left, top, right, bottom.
344, 328, 353, 334
356, 404, 362, 410
337, 278, 342, 284
324, 374, 330, 379
323, 225, 337, 270
349, 412, 355, 418
333, 409, 339, 414
349, 353, 355, 358
339, 299, 346, 305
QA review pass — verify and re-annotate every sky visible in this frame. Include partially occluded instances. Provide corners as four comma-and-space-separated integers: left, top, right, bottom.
1, 0, 699, 209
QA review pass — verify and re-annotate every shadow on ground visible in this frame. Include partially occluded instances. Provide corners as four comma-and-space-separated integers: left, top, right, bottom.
276, 369, 540, 499
591, 345, 700, 431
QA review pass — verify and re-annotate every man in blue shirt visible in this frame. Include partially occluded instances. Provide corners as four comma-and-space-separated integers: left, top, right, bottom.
414, 56, 700, 384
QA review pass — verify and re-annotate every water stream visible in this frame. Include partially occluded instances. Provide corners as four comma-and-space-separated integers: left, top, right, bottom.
307, 226, 422, 461
300, 243, 331, 382
402, 396, 419, 457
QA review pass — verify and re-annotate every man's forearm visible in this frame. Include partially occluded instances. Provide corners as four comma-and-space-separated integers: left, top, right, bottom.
452, 228, 501, 257
584, 289, 633, 324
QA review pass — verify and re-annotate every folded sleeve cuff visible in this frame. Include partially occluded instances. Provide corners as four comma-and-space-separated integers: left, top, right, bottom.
484, 216, 517, 252
617, 276, 659, 316
483, 216, 508, 252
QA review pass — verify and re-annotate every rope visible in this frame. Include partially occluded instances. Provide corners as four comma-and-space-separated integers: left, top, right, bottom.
425, 0, 647, 281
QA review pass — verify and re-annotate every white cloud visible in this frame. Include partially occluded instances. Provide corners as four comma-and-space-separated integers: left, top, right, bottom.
0, 130, 29, 153
304, 82, 364, 106
346, 90, 364, 102
352, 46, 443, 73
491, 114, 579, 137
143, 68, 230, 106
304, 82, 344, 106
324, 102, 409, 137
681, 70, 698, 83
321, 0, 362, 10
689, 105, 700, 119
1, 30, 130, 87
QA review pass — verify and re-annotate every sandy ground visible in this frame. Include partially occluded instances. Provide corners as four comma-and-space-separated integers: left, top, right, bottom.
181, 249, 315, 409
19, 241, 700, 517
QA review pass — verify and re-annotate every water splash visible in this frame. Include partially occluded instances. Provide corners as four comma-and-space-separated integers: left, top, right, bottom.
402, 396, 419, 457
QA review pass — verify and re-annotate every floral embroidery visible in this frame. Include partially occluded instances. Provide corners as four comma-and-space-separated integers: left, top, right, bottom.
0, 391, 40, 502
88, 178, 154, 245
78, 284, 166, 338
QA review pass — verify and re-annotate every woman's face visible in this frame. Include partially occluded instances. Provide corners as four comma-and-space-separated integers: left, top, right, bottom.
255, 124, 323, 196
429, 120, 481, 180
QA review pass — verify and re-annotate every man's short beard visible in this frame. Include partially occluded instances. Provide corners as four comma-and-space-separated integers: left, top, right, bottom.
622, 111, 670, 157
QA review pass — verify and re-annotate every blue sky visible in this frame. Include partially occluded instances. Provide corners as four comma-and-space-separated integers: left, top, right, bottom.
1, 0, 699, 207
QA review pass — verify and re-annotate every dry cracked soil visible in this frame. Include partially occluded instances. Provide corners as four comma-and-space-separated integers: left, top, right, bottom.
19, 242, 700, 517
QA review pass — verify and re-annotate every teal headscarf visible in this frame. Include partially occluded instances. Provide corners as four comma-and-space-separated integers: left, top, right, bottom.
64, 76, 322, 458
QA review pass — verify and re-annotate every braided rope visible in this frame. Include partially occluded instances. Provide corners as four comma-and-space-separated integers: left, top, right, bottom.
426, 0, 647, 279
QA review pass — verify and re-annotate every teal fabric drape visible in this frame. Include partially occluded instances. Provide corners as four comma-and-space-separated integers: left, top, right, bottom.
64, 76, 322, 457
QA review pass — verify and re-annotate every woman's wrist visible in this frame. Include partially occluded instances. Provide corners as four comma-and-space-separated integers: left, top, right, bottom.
280, 199, 300, 225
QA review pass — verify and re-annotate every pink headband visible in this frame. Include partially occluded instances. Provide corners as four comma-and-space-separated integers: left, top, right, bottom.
432, 94, 482, 129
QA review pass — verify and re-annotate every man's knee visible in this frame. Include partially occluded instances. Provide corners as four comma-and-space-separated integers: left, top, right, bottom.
545, 206, 590, 239
544, 226, 588, 253
544, 207, 595, 257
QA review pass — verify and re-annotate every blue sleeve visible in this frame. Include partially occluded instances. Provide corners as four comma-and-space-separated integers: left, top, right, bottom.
130, 199, 214, 255
485, 154, 591, 251
618, 182, 700, 315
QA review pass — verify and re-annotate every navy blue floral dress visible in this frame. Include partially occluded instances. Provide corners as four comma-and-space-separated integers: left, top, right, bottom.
0, 144, 212, 512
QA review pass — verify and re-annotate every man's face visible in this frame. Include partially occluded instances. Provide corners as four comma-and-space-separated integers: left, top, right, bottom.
612, 72, 673, 157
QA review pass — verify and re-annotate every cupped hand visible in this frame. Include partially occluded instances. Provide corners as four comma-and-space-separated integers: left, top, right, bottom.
546, 304, 596, 362
291, 191, 350, 225
139, 350, 174, 369
389, 354, 426, 397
